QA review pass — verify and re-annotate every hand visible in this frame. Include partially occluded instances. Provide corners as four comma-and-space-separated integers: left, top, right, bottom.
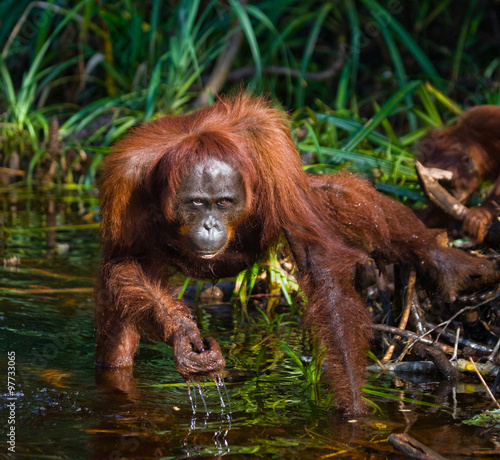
173, 330, 226, 380
463, 206, 494, 242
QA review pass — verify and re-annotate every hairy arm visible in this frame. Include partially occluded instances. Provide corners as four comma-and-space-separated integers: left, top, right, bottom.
94, 257, 225, 379
285, 233, 372, 415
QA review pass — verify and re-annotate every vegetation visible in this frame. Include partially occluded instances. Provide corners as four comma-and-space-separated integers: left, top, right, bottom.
0, 0, 498, 188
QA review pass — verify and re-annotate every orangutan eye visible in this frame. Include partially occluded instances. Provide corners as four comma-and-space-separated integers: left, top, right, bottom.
461, 152, 475, 170
217, 198, 234, 208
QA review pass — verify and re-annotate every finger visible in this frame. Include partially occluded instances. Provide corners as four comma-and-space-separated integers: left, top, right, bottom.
464, 214, 482, 242
203, 336, 221, 353
477, 222, 487, 243
185, 328, 205, 352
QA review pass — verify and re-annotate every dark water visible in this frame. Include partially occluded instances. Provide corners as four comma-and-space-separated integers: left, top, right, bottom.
1, 188, 500, 459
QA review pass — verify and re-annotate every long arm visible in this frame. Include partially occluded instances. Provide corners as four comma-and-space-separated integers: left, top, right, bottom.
308, 172, 497, 301
94, 258, 225, 379
286, 234, 372, 415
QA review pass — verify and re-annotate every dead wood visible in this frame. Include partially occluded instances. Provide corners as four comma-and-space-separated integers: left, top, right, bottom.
388, 433, 446, 460
416, 161, 500, 245
373, 323, 454, 354
224, 46, 346, 82
412, 342, 460, 380
382, 270, 416, 362
367, 358, 500, 378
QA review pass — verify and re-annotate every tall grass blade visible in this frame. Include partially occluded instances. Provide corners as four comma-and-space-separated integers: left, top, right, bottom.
424, 82, 462, 115
229, 0, 262, 90
361, 0, 442, 87
344, 0, 360, 101
416, 83, 442, 124
296, 3, 332, 106
316, 114, 409, 155
341, 80, 421, 151
452, 1, 477, 82
372, 11, 416, 130
149, 0, 161, 60
144, 53, 168, 120
335, 65, 350, 111
299, 144, 416, 178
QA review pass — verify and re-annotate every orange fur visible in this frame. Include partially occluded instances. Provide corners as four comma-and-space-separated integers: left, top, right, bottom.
419, 105, 500, 241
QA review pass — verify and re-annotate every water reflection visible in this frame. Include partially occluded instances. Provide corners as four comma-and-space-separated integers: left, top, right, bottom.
95, 366, 233, 457
93, 369, 233, 458
183, 410, 232, 458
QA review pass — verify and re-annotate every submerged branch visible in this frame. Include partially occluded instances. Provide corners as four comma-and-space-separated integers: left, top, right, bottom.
367, 358, 500, 378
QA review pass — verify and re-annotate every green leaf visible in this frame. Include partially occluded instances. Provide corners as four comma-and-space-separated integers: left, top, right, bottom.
278, 342, 306, 377
229, 0, 262, 89
299, 144, 416, 178
360, 0, 442, 86
341, 80, 421, 151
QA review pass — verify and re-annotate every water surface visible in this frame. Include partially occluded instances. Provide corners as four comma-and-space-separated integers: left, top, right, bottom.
1, 188, 499, 459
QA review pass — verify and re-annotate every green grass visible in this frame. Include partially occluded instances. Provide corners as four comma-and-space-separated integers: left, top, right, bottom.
1, 1, 497, 184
